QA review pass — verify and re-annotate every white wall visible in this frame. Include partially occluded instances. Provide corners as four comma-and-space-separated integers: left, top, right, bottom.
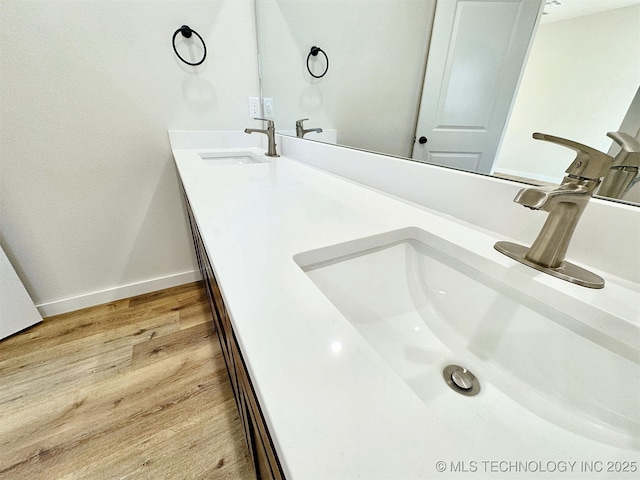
257, 0, 436, 158
494, 5, 640, 184
0, 0, 260, 316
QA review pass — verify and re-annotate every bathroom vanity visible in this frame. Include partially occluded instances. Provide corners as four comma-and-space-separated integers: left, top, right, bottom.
170, 131, 640, 479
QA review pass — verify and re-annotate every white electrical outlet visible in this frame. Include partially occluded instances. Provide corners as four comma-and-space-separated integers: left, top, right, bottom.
263, 97, 275, 118
248, 97, 261, 117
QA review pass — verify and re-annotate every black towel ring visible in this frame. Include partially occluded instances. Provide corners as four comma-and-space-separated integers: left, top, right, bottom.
172, 25, 207, 66
306, 46, 329, 78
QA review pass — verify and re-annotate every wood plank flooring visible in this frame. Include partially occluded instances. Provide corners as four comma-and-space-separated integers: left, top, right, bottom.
0, 282, 255, 479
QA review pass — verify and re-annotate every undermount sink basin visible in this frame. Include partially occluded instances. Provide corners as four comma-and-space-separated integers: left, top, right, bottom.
198, 149, 268, 165
294, 227, 640, 457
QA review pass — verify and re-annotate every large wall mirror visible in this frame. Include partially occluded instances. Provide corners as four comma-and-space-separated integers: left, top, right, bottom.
256, 0, 640, 206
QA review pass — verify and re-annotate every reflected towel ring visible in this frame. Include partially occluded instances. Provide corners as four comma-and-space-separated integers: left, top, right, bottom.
172, 25, 207, 66
306, 46, 329, 78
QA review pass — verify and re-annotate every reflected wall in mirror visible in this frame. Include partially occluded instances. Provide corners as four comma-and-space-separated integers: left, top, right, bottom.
257, 0, 437, 158
256, 0, 640, 205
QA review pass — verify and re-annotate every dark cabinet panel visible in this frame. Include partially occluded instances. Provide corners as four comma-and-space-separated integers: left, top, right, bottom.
183, 194, 285, 480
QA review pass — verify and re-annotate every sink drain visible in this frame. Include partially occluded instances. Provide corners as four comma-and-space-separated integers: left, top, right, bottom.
443, 365, 480, 396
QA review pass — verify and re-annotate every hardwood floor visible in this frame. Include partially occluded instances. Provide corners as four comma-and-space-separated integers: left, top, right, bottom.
0, 282, 255, 479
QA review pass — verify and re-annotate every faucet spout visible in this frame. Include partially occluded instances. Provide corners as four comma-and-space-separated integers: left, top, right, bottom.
514, 186, 556, 210
495, 133, 613, 288
514, 178, 592, 211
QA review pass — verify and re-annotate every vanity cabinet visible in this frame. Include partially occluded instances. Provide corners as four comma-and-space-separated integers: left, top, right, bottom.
184, 195, 285, 480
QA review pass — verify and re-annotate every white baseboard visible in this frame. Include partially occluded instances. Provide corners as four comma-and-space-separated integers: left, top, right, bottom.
36, 270, 202, 318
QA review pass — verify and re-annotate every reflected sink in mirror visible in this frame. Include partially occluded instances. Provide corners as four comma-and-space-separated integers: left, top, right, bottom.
198, 149, 268, 165
294, 227, 640, 457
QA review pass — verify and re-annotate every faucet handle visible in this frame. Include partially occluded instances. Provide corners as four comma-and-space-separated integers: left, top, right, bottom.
607, 131, 640, 152
532, 132, 613, 180
295, 118, 309, 127
252, 117, 275, 128
607, 131, 640, 167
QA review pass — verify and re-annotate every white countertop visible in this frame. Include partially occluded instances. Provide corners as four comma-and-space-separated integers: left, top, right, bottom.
171, 139, 640, 479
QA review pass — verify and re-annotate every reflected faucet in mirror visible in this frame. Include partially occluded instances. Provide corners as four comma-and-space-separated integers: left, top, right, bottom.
495, 133, 613, 289
245, 117, 280, 157
598, 131, 640, 199
295, 118, 323, 138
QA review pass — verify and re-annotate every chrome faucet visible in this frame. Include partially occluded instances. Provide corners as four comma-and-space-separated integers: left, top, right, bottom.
597, 131, 640, 199
495, 132, 613, 288
245, 118, 279, 157
295, 118, 323, 138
